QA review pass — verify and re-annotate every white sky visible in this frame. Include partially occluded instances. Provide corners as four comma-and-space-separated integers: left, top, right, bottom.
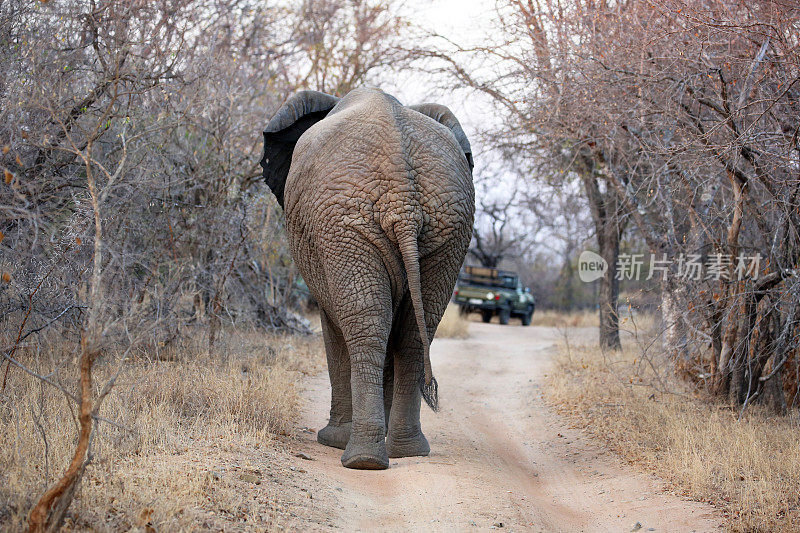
389, 0, 498, 105
383, 1, 515, 202
408, 0, 496, 38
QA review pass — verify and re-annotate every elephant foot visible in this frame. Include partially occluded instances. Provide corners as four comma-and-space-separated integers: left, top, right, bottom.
386, 431, 430, 458
317, 422, 351, 450
341, 440, 389, 470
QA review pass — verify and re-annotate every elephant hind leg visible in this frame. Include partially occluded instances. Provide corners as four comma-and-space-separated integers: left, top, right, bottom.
317, 308, 352, 450
383, 349, 394, 432
340, 316, 392, 469
386, 294, 430, 459
324, 250, 393, 470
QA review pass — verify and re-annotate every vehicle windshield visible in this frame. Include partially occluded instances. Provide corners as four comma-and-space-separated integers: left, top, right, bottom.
460, 274, 517, 289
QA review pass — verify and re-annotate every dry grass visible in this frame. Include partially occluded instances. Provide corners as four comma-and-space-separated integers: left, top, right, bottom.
534, 309, 598, 328
0, 326, 327, 531
435, 304, 470, 339
546, 338, 800, 532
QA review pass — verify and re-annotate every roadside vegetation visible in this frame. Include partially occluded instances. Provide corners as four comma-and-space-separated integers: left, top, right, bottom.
445, 0, 800, 410
442, 3, 800, 524
1, 328, 325, 530
1, 0, 406, 526
547, 327, 800, 532
533, 310, 598, 329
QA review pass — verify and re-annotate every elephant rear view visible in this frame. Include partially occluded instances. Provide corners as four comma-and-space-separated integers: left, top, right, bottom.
261, 87, 474, 470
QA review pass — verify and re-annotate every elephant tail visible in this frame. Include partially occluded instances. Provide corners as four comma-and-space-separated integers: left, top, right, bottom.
397, 227, 438, 412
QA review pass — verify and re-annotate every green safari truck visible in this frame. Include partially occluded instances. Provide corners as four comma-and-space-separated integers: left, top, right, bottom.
453, 266, 535, 325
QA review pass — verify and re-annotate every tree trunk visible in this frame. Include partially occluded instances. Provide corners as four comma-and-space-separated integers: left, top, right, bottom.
29, 141, 107, 532
708, 306, 722, 379
761, 367, 787, 415
758, 305, 796, 415
598, 225, 622, 351
581, 168, 625, 351
557, 249, 575, 311
28, 345, 95, 532
727, 318, 747, 406
712, 173, 745, 398
660, 277, 689, 364
713, 299, 741, 398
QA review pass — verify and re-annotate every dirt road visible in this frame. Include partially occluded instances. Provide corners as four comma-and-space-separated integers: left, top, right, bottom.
292, 323, 720, 532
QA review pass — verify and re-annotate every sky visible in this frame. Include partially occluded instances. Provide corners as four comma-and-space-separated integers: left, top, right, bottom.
386, 0, 499, 104
388, 0, 516, 197
408, 0, 495, 39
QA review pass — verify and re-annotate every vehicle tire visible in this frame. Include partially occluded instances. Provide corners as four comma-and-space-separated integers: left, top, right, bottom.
459, 305, 469, 316
498, 307, 511, 325
481, 310, 493, 323
521, 305, 534, 326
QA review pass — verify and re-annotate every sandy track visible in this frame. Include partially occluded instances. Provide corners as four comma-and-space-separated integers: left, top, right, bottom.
292, 323, 720, 532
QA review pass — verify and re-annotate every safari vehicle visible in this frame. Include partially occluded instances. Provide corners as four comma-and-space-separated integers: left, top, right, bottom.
453, 266, 535, 325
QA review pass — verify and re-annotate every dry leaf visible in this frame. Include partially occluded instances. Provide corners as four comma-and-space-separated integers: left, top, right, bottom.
137, 507, 154, 527
2, 272, 10, 283
3, 169, 12, 184
75, 237, 82, 245
1, 145, 9, 154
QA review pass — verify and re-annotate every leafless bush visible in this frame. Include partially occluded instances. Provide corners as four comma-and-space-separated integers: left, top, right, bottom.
1, 0, 406, 526
425, 0, 800, 411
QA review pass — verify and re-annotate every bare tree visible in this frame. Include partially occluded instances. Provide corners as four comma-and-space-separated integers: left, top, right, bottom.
417, 0, 800, 402
284, 0, 408, 95
416, 1, 631, 349
1, 0, 410, 525
560, 0, 800, 408
521, 183, 593, 311
483, 0, 798, 407
469, 189, 537, 268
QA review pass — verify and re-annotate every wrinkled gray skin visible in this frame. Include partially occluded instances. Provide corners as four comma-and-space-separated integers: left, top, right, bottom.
261, 88, 474, 469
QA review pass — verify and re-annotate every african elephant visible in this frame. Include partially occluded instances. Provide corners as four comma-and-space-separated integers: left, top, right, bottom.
261, 87, 475, 470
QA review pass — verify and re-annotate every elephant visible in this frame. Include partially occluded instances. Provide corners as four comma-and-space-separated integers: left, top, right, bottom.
261, 87, 474, 470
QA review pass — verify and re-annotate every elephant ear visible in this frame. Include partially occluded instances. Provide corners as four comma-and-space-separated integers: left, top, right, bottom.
261, 91, 341, 207
409, 103, 474, 171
